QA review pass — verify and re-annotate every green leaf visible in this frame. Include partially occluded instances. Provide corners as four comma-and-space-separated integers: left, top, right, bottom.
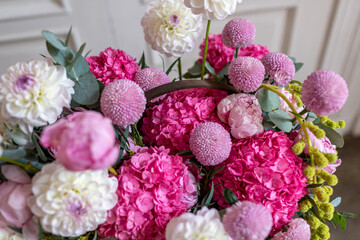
46, 42, 68, 66
187, 61, 202, 76
294, 62, 304, 72
205, 61, 218, 79
72, 72, 100, 105
31, 132, 47, 162
340, 212, 357, 219
65, 26, 72, 46
201, 182, 214, 205
223, 188, 238, 205
305, 194, 323, 221
66, 51, 90, 80
217, 62, 230, 77
66, 42, 86, 74
42, 30, 66, 50
138, 52, 149, 69
1, 147, 27, 160
7, 225, 22, 234
38, 221, 45, 239
268, 109, 293, 132
166, 58, 178, 75
315, 123, 344, 148
339, 215, 347, 230
209, 166, 225, 180
93, 231, 98, 240
289, 56, 296, 63
331, 197, 342, 207
332, 211, 340, 225
257, 89, 281, 112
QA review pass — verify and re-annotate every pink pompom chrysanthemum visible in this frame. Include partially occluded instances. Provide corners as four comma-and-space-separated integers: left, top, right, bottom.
272, 218, 311, 240
189, 122, 231, 166
302, 70, 348, 116
213, 130, 308, 233
100, 79, 146, 126
141, 89, 227, 154
238, 44, 270, 60
261, 52, 295, 86
228, 56, 265, 92
97, 146, 198, 240
222, 201, 273, 240
222, 18, 256, 49
86, 47, 140, 85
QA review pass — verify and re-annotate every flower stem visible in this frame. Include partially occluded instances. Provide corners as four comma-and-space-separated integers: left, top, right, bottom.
108, 167, 118, 176
235, 48, 239, 58
0, 156, 39, 172
177, 58, 182, 81
201, 20, 211, 80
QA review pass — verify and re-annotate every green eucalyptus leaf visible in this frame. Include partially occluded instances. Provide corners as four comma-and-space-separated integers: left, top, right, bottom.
66, 42, 86, 73
42, 30, 66, 50
1, 148, 27, 160
223, 188, 238, 205
205, 61, 218, 79
257, 89, 281, 112
8, 225, 22, 234
269, 110, 292, 132
31, 132, 47, 162
289, 56, 296, 63
332, 211, 340, 225
187, 61, 202, 76
46, 42, 68, 66
315, 123, 344, 148
339, 215, 347, 230
66, 52, 90, 80
4, 124, 30, 146
341, 212, 357, 219
294, 62, 304, 72
65, 26, 72, 46
72, 72, 100, 105
331, 197, 342, 207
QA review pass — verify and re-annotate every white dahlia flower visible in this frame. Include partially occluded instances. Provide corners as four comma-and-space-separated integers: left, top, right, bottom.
165, 207, 231, 240
0, 60, 74, 134
184, 0, 243, 20
0, 229, 23, 240
27, 162, 118, 237
141, 0, 203, 58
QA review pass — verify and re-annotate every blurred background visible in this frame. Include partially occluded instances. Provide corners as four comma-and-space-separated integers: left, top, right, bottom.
0, 0, 359, 238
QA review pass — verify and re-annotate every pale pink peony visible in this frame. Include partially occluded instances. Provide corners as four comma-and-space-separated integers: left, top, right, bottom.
272, 218, 311, 240
0, 165, 37, 240
222, 18, 256, 49
213, 130, 308, 233
40, 111, 119, 171
277, 88, 304, 118
302, 70, 348, 116
223, 201, 273, 240
238, 44, 270, 60
141, 89, 227, 154
217, 93, 263, 139
189, 122, 232, 166
86, 47, 140, 85
261, 52, 295, 87
97, 146, 198, 240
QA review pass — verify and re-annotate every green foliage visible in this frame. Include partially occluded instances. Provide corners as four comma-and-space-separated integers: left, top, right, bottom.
201, 182, 214, 206
315, 122, 344, 148
223, 188, 238, 205
184, 61, 202, 79
166, 58, 178, 75
138, 52, 149, 69
7, 225, 22, 234
257, 89, 281, 112
31, 132, 47, 162
331, 197, 342, 207
294, 62, 304, 72
268, 109, 292, 132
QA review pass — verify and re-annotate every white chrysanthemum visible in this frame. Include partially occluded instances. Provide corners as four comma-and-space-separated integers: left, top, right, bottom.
141, 0, 203, 58
184, 0, 243, 20
27, 162, 118, 237
165, 207, 231, 240
0, 59, 74, 134
0, 229, 24, 240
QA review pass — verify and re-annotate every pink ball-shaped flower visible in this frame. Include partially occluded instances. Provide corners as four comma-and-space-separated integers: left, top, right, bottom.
40, 111, 119, 171
213, 130, 308, 233
101, 79, 146, 126
238, 44, 270, 60
222, 18, 256, 49
97, 146, 198, 240
272, 218, 311, 240
228, 57, 265, 92
86, 47, 140, 85
223, 201, 273, 240
189, 122, 231, 166
302, 70, 348, 116
261, 52, 295, 86
141, 89, 227, 154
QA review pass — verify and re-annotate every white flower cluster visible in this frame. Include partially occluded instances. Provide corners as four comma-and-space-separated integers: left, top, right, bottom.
184, 0, 243, 20
0, 229, 24, 240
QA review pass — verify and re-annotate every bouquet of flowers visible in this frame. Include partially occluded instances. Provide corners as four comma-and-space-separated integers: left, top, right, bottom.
0, 0, 355, 239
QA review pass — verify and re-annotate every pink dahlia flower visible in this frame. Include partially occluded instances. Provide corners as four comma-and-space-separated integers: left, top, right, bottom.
97, 146, 198, 240
302, 70, 348, 116
198, 33, 235, 73
141, 89, 227, 154
86, 47, 140, 85
272, 218, 311, 240
261, 52, 295, 87
213, 130, 308, 233
222, 18, 256, 49
101, 79, 146, 126
238, 44, 270, 60
223, 201, 273, 240
0, 165, 38, 240
189, 122, 232, 166
228, 56, 265, 92
40, 111, 119, 171
217, 93, 263, 139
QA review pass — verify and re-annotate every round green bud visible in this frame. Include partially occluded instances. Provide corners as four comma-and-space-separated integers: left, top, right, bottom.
307, 214, 321, 229
324, 153, 338, 163
317, 223, 330, 238
292, 141, 305, 155
327, 175, 338, 186
315, 153, 329, 168
338, 120, 346, 128
304, 166, 316, 179
322, 186, 333, 196
299, 199, 312, 212
313, 188, 329, 202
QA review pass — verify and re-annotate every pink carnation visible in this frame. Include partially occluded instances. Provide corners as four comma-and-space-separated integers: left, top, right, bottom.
272, 218, 311, 240
97, 146, 197, 240
213, 130, 308, 233
217, 93, 264, 139
238, 44, 270, 60
41, 111, 119, 171
86, 47, 140, 85
141, 89, 227, 154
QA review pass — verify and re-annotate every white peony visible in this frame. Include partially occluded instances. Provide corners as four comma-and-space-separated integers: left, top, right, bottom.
165, 207, 231, 240
141, 0, 203, 58
184, 0, 243, 20
0, 228, 24, 240
0, 59, 74, 134
27, 162, 118, 237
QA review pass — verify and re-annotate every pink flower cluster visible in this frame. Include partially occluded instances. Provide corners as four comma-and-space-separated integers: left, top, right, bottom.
239, 44, 270, 60
141, 89, 227, 154
213, 130, 308, 233
86, 47, 140, 85
97, 146, 197, 240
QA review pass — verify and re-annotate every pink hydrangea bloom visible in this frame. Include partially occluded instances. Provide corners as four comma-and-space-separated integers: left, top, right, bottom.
141, 89, 227, 154
86, 47, 140, 85
261, 52, 295, 87
223, 201, 273, 240
0, 165, 37, 240
189, 122, 232, 166
238, 44, 270, 60
222, 18, 256, 49
213, 130, 308, 233
40, 111, 119, 171
302, 70, 348, 116
217, 93, 264, 139
294, 129, 341, 174
228, 56, 265, 92
272, 218, 311, 240
97, 146, 198, 240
